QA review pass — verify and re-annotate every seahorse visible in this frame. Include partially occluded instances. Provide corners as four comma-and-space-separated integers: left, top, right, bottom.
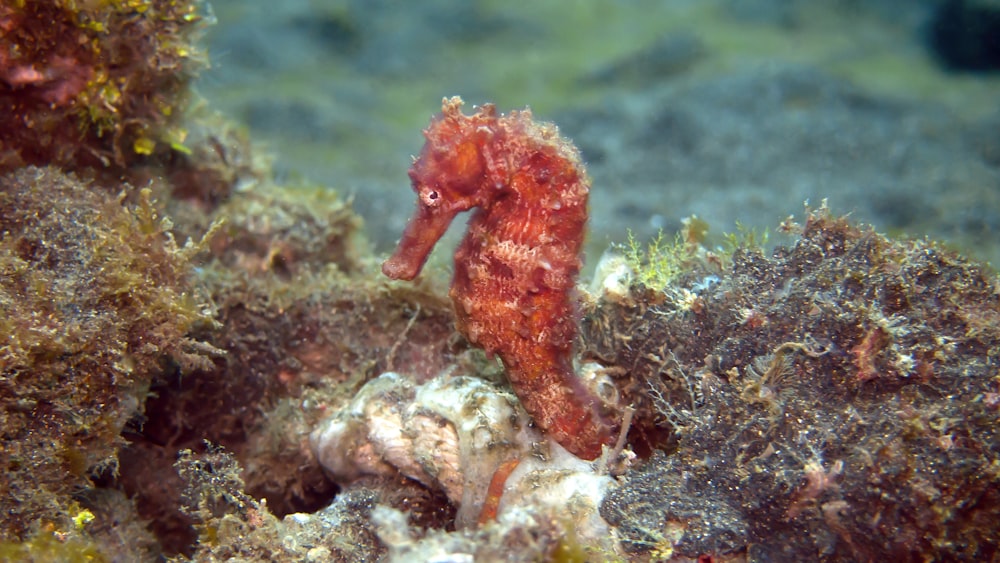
382, 96, 617, 460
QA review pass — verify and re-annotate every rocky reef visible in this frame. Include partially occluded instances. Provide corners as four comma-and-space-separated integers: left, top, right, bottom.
588, 204, 1000, 560
162, 199, 1000, 562
0, 0, 208, 177
0, 166, 217, 551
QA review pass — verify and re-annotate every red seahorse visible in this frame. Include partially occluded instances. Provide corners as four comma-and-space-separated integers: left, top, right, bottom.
382, 96, 617, 460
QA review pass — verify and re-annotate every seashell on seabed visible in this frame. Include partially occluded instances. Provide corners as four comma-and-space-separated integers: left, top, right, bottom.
309, 371, 621, 550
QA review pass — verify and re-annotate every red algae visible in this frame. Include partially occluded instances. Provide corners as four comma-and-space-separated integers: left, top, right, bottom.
383, 97, 617, 459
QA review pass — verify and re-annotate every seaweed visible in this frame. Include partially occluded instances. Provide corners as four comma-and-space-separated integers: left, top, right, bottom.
588, 203, 1000, 560
0, 0, 209, 177
0, 166, 217, 548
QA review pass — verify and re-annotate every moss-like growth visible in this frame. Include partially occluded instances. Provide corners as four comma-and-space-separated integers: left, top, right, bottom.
621, 229, 696, 293
205, 182, 365, 279
586, 203, 1000, 560
0, 527, 106, 563
619, 215, 730, 298
0, 0, 209, 175
111, 180, 469, 555
162, 112, 268, 208
173, 445, 399, 562
0, 166, 216, 543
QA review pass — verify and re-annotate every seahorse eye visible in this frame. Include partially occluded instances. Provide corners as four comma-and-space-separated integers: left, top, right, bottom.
420, 187, 442, 206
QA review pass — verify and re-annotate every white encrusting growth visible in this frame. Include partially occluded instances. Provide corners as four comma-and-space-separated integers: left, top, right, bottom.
309, 371, 621, 551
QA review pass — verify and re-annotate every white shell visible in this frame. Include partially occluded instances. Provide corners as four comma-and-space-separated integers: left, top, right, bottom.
310, 371, 620, 549
589, 250, 634, 304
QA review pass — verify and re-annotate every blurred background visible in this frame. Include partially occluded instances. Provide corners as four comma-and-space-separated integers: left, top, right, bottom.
195, 0, 1000, 271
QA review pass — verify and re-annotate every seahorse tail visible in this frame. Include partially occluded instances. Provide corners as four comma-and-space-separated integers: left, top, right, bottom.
509, 359, 617, 460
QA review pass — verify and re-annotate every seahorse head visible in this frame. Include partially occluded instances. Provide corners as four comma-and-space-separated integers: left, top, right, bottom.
382, 96, 500, 280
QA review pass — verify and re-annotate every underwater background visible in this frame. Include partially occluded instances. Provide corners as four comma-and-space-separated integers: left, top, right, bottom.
3, 0, 1000, 560
199, 0, 1000, 269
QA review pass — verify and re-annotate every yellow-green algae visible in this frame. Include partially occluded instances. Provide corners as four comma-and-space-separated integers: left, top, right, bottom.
0, 0, 209, 176
0, 166, 217, 548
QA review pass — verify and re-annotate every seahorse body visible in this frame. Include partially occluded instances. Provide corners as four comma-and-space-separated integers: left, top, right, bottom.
383, 97, 616, 460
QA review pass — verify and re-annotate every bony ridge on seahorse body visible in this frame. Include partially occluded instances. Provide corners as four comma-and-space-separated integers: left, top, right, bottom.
382, 96, 618, 460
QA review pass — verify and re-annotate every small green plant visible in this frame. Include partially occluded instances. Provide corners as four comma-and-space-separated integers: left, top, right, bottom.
721, 221, 770, 256
620, 229, 696, 293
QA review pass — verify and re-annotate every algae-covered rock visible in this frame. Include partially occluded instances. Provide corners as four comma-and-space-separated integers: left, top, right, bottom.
175, 446, 389, 562
0, 0, 209, 176
0, 166, 216, 548
588, 204, 1000, 560
113, 176, 468, 556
